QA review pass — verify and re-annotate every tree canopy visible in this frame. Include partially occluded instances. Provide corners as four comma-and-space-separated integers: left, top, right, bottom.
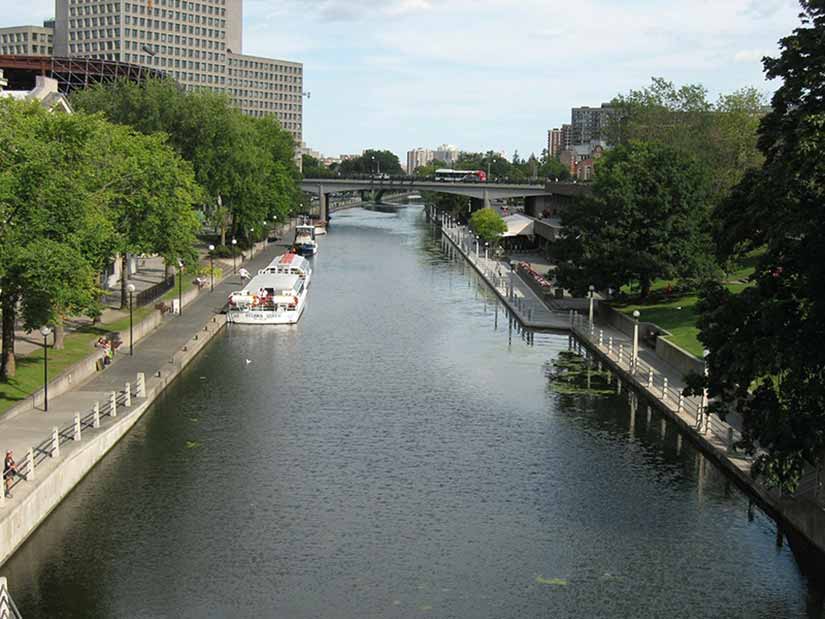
0, 98, 201, 375
689, 1, 825, 492
72, 78, 300, 242
606, 77, 765, 207
336, 149, 404, 176
550, 142, 715, 297
469, 207, 507, 243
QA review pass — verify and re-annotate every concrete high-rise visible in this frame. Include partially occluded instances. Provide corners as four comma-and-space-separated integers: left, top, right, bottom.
41, 0, 303, 144
0, 24, 54, 56
406, 148, 433, 174
570, 103, 615, 145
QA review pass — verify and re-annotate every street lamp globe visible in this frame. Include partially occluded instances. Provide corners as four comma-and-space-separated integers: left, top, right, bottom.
231, 238, 237, 246
40, 325, 51, 338
633, 310, 640, 320
127, 283, 136, 294
208, 244, 215, 252
589, 284, 595, 294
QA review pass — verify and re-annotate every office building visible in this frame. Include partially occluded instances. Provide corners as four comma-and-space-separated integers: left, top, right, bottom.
1, 1, 303, 145
433, 144, 460, 166
571, 103, 615, 144
0, 24, 54, 56
406, 147, 433, 174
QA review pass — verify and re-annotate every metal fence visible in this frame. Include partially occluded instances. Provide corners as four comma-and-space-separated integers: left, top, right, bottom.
3, 374, 146, 498
569, 313, 744, 452
0, 577, 23, 619
135, 275, 175, 307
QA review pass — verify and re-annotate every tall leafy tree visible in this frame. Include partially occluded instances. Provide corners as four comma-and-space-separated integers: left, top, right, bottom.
338, 149, 403, 176
606, 77, 765, 209
469, 207, 507, 243
86, 124, 202, 307
550, 142, 715, 297
690, 2, 825, 492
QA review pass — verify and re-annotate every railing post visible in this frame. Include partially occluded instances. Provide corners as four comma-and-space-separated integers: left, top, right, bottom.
93, 402, 101, 428
110, 391, 118, 418
618, 344, 624, 365
647, 369, 654, 389
137, 372, 146, 398
74, 413, 81, 441
662, 378, 668, 400
678, 394, 684, 414
598, 330, 603, 347
27, 447, 35, 481
124, 382, 132, 407
52, 427, 60, 458
0, 577, 11, 615
607, 337, 613, 355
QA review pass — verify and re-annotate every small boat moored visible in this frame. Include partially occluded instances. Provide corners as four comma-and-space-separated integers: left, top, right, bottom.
293, 224, 318, 256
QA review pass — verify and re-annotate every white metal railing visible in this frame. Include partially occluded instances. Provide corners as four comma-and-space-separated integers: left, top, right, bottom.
438, 218, 567, 326
569, 312, 744, 453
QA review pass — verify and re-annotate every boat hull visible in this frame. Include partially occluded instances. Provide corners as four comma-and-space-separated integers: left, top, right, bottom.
227, 303, 306, 325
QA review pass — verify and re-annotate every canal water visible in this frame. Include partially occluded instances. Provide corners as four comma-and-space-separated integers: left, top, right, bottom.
3, 207, 816, 617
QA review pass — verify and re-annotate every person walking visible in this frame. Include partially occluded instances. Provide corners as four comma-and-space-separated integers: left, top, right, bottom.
4, 450, 17, 498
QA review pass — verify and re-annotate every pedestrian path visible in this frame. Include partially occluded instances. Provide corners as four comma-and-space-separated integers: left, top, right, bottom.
0, 239, 289, 510
441, 221, 569, 330
569, 313, 749, 468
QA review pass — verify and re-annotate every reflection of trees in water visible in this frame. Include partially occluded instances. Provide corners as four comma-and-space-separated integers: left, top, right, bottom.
545, 351, 614, 397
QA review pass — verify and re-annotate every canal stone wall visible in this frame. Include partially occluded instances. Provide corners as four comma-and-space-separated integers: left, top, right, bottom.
0, 314, 227, 567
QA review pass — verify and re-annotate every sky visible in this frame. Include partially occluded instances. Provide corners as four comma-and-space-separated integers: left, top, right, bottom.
2, 0, 804, 160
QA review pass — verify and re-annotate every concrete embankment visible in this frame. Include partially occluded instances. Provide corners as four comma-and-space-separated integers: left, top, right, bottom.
0, 239, 287, 567
434, 210, 825, 577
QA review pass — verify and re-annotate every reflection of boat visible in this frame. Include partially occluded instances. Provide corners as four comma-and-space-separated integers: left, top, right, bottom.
293, 224, 318, 256
227, 254, 311, 325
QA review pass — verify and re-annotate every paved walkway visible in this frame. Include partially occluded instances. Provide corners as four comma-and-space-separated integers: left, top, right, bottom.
442, 222, 569, 330
0, 236, 292, 509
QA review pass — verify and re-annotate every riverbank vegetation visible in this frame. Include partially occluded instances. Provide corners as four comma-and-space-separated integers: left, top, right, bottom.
2, 77, 300, 399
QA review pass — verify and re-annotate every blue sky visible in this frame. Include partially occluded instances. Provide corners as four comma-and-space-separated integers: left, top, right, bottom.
4, 0, 803, 160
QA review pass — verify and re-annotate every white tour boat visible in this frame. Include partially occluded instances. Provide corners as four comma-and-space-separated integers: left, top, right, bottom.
227, 259, 309, 325
293, 224, 318, 256
258, 252, 312, 287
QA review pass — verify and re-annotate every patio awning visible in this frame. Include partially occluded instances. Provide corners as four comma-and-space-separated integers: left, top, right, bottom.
501, 214, 534, 237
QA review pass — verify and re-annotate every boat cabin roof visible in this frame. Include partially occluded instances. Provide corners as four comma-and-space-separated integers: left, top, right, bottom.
237, 273, 302, 294
259, 252, 311, 275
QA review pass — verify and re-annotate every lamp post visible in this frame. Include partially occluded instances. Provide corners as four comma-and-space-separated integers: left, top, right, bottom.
128, 284, 135, 356
475, 236, 480, 258
485, 242, 489, 261
632, 309, 640, 367
178, 260, 184, 316
208, 244, 215, 292
588, 284, 595, 324
231, 238, 238, 273
40, 326, 51, 412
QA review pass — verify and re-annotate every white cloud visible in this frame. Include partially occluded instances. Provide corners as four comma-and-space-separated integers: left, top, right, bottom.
734, 50, 768, 63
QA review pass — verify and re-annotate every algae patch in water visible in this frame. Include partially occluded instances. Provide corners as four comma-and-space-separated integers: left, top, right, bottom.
546, 351, 614, 397
185, 440, 201, 449
535, 576, 569, 587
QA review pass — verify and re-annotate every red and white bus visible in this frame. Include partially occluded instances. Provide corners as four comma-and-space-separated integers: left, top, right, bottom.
434, 169, 487, 183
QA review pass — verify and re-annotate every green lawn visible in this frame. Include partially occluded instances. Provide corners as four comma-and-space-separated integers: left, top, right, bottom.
0, 273, 199, 416
614, 252, 760, 358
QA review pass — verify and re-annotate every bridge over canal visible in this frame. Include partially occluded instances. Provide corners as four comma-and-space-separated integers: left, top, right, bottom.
300, 178, 591, 223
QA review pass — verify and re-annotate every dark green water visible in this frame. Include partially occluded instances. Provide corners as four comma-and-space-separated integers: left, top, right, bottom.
2, 207, 816, 617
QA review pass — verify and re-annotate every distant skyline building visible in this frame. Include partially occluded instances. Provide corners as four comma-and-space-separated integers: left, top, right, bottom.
546, 123, 573, 158
2, 1, 303, 146
570, 103, 615, 145
433, 144, 460, 166
406, 147, 433, 174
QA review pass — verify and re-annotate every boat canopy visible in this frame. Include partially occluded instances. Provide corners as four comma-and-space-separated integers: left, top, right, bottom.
235, 273, 302, 295
259, 252, 311, 276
